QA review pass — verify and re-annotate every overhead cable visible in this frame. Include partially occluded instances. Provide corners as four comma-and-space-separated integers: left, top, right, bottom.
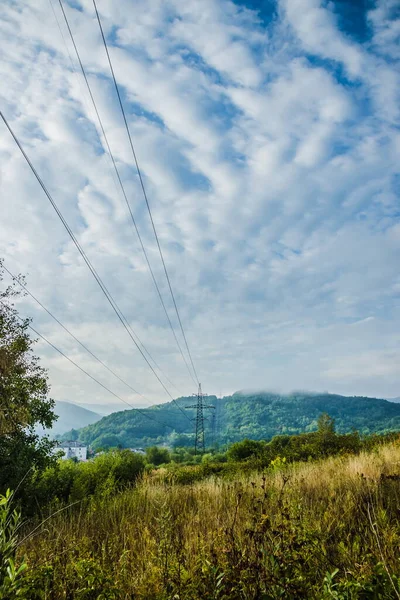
0, 300, 178, 431
57, 0, 197, 388
48, 0, 121, 196
93, 0, 200, 385
0, 111, 192, 423
3, 261, 182, 401
3, 263, 151, 404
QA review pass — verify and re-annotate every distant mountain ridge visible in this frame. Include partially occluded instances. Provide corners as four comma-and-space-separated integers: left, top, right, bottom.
37, 401, 101, 437
61, 392, 400, 450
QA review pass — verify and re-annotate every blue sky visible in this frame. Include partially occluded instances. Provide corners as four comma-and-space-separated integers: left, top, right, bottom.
0, 0, 399, 408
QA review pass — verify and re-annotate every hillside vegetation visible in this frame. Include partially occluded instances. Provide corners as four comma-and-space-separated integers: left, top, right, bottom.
64, 391, 400, 449
5, 438, 400, 599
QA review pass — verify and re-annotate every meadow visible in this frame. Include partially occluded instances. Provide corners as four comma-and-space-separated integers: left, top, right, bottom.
4, 440, 400, 599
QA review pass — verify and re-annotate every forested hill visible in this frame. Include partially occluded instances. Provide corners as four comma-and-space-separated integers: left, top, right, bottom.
61, 391, 400, 450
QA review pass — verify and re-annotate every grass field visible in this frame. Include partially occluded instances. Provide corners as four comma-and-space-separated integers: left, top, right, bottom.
11, 441, 400, 599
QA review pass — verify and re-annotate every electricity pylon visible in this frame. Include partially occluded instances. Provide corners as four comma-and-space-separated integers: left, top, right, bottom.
186, 383, 214, 454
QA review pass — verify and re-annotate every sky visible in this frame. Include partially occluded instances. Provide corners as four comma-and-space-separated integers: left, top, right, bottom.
1, 0, 399, 410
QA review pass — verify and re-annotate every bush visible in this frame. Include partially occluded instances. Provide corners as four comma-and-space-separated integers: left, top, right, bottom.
145, 446, 171, 466
227, 439, 265, 461
31, 450, 145, 508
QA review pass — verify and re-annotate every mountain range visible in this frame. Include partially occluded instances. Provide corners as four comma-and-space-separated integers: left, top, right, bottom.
60, 391, 400, 450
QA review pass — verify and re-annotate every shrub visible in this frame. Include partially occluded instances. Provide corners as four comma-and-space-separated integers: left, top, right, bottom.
226, 439, 265, 461
31, 450, 145, 508
145, 446, 171, 466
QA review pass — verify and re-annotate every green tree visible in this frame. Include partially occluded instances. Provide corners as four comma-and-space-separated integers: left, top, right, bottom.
69, 428, 79, 441
317, 413, 337, 456
145, 446, 171, 466
317, 413, 336, 436
0, 262, 57, 495
227, 438, 264, 461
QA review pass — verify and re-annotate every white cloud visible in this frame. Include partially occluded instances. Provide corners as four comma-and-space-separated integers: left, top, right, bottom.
281, 0, 364, 77
368, 0, 400, 60
1, 0, 399, 408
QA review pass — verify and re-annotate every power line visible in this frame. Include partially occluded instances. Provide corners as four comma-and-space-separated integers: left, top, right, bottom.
92, 0, 200, 386
48, 0, 76, 76
49, 0, 131, 223
48, 0, 119, 193
3, 263, 151, 404
0, 300, 176, 431
51, 0, 188, 396
3, 262, 182, 401
57, 0, 197, 389
48, 0, 190, 401
0, 112, 192, 424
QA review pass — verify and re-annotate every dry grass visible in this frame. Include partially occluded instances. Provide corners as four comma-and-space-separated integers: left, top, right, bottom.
21, 442, 400, 599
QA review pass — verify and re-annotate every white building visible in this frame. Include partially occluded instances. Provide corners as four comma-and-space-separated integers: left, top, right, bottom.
55, 441, 88, 461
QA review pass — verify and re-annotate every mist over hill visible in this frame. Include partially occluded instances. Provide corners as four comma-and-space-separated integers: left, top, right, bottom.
61, 392, 400, 450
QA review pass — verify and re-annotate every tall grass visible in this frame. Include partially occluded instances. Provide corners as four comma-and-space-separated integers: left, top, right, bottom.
17, 443, 400, 599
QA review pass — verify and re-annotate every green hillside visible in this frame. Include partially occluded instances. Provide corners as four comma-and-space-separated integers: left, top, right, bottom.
63, 391, 400, 450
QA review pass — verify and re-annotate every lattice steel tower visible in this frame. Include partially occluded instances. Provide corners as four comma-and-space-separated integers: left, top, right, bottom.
186, 383, 214, 454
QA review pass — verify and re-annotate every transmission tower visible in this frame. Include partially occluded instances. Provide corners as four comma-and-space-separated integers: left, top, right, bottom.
186, 383, 215, 454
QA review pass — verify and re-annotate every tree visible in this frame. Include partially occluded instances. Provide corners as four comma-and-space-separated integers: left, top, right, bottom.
69, 428, 79, 441
227, 439, 264, 461
0, 261, 57, 495
145, 446, 171, 466
317, 413, 336, 436
317, 413, 336, 456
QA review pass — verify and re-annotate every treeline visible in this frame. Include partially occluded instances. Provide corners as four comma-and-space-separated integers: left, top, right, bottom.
144, 415, 400, 485
141, 413, 400, 469
62, 390, 400, 450
18, 415, 399, 512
